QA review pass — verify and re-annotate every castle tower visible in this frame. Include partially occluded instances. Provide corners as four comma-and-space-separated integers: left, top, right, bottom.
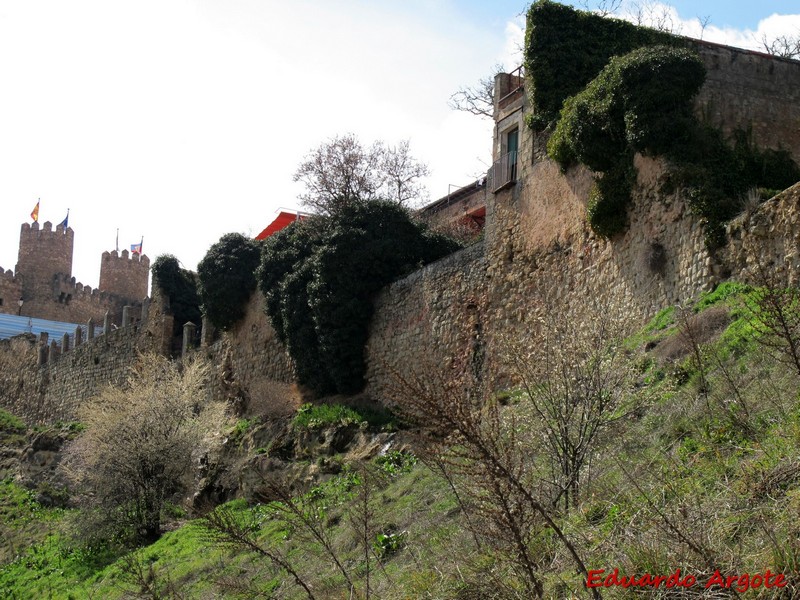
99, 249, 150, 301
16, 221, 74, 303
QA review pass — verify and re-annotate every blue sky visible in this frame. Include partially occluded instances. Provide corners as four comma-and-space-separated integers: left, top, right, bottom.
0, 0, 797, 293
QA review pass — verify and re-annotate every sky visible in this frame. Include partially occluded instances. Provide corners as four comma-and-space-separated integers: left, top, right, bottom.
0, 1, 798, 292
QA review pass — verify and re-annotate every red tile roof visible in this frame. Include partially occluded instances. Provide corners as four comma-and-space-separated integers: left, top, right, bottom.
255, 211, 306, 240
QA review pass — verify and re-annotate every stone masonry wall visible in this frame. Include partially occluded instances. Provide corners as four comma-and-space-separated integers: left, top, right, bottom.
361, 176, 800, 401
99, 250, 150, 302
0, 269, 21, 315
722, 182, 800, 285
0, 290, 173, 425
694, 42, 800, 162
365, 240, 488, 401
204, 292, 295, 412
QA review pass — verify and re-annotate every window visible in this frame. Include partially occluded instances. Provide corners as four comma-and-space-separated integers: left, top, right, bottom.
507, 128, 519, 182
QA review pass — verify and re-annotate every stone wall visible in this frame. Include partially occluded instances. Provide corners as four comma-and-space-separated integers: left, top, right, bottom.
17, 273, 142, 326
722, 183, 800, 284
3, 181, 799, 424
0, 269, 21, 315
0, 291, 173, 425
361, 175, 800, 401
203, 292, 295, 411
0, 221, 148, 326
99, 249, 150, 303
365, 240, 488, 401
694, 41, 800, 162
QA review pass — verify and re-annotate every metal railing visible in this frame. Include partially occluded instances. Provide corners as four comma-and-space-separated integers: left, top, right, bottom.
498, 65, 524, 109
488, 151, 518, 192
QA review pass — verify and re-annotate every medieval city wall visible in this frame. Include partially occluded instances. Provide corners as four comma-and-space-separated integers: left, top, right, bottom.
364, 168, 800, 397
0, 291, 172, 425
0, 269, 21, 314
203, 292, 295, 413
364, 240, 488, 401
694, 42, 800, 162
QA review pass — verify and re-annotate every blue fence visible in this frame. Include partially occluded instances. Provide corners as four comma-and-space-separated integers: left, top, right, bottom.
0, 313, 102, 347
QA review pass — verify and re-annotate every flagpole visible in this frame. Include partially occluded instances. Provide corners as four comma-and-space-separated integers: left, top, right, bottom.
116, 229, 119, 253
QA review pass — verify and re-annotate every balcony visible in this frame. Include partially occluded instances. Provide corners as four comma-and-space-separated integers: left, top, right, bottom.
497, 65, 524, 111
488, 151, 518, 193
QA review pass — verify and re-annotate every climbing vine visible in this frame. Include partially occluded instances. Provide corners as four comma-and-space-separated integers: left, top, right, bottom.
531, 2, 800, 246
258, 202, 460, 396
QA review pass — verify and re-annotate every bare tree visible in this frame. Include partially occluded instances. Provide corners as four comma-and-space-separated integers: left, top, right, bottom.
760, 30, 800, 59
293, 133, 430, 214
627, 1, 681, 34
577, 0, 622, 17
380, 139, 430, 206
387, 364, 601, 599
506, 307, 639, 512
62, 354, 227, 546
200, 503, 318, 600
447, 64, 503, 119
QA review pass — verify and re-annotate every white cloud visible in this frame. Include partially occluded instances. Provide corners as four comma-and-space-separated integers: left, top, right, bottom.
2, 1, 793, 299
615, 1, 800, 51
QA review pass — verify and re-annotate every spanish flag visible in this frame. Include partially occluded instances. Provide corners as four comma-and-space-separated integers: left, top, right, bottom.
30, 200, 39, 223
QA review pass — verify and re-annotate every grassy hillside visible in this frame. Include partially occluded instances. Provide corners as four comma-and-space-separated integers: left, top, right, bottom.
2, 280, 800, 598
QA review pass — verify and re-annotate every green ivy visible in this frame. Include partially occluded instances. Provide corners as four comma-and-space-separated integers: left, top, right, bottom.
259, 201, 460, 396
197, 233, 262, 331
548, 45, 705, 238
661, 126, 800, 249
525, 0, 682, 130
151, 254, 202, 337
540, 15, 800, 250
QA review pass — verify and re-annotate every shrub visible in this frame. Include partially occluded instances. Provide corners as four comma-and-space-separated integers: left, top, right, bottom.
525, 0, 682, 130
259, 201, 460, 395
197, 233, 262, 331
151, 254, 202, 337
61, 354, 225, 546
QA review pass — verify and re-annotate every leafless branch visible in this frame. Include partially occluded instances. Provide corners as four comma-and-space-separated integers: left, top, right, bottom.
448, 64, 503, 119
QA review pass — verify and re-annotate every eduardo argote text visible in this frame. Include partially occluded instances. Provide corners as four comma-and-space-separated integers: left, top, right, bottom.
586, 568, 787, 593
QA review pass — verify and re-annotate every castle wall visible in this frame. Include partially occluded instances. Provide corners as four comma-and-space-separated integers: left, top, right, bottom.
99, 250, 150, 302
4, 221, 150, 326
17, 222, 73, 282
0, 289, 172, 425
0, 269, 22, 316
16, 222, 74, 311
204, 292, 295, 405
365, 241, 488, 401
17, 273, 140, 326
694, 42, 800, 162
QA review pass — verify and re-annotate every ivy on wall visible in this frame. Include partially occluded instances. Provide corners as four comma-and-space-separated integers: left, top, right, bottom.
258, 202, 460, 396
151, 254, 202, 336
524, 0, 681, 131
197, 233, 262, 331
548, 45, 706, 238
528, 1, 800, 247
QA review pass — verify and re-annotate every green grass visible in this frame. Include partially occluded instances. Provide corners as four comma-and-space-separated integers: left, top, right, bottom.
6, 278, 800, 598
293, 403, 366, 429
0, 409, 25, 434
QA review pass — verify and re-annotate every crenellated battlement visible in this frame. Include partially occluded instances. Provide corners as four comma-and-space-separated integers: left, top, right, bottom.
101, 248, 150, 266
99, 249, 150, 302
1, 220, 151, 323
17, 221, 74, 287
0, 268, 16, 284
